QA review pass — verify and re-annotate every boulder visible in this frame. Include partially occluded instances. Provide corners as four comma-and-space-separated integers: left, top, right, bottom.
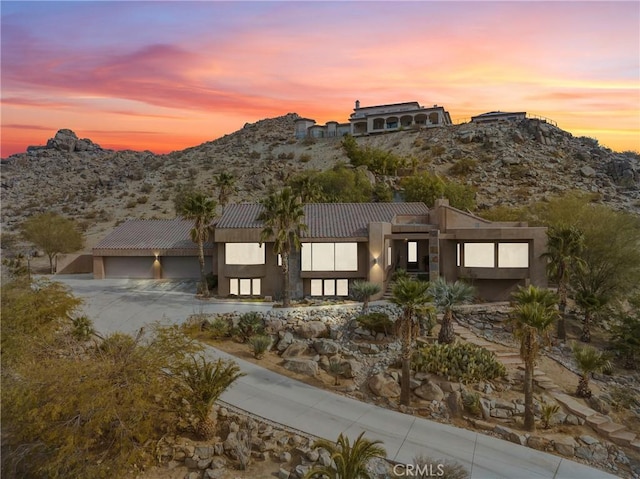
296, 321, 328, 339
281, 341, 309, 359
46, 129, 78, 152
283, 358, 318, 376
276, 331, 294, 352
313, 339, 341, 355
580, 166, 596, 177
413, 381, 444, 401
368, 373, 401, 398
528, 435, 551, 451
446, 391, 464, 418
341, 359, 363, 379
554, 436, 577, 457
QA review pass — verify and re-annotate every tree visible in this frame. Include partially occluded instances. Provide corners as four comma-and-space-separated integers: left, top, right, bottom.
21, 212, 83, 273
572, 343, 611, 398
351, 280, 381, 314
542, 226, 585, 341
510, 286, 558, 431
258, 187, 307, 307
214, 172, 237, 212
289, 165, 373, 203
391, 277, 432, 406
304, 431, 386, 479
429, 277, 475, 344
179, 355, 244, 439
610, 299, 640, 369
177, 191, 217, 297
573, 285, 607, 343
400, 172, 476, 210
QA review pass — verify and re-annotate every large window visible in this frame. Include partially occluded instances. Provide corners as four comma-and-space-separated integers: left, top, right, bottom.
310, 279, 349, 297
458, 242, 529, 268
463, 243, 494, 268
301, 243, 358, 271
225, 243, 265, 265
229, 278, 261, 296
498, 243, 529, 268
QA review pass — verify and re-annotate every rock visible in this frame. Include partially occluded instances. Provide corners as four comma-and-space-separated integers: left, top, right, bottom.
278, 468, 291, 479
276, 331, 294, 352
528, 435, 551, 451
296, 321, 328, 339
494, 425, 525, 445
565, 414, 580, 425
592, 444, 609, 462
313, 339, 341, 355
479, 398, 491, 420
281, 341, 309, 358
306, 449, 320, 462
368, 373, 401, 398
283, 358, 318, 376
280, 451, 292, 463
554, 436, 577, 457
579, 435, 599, 446
580, 166, 596, 177
587, 396, 611, 415
341, 359, 362, 379
185, 472, 201, 479
46, 129, 78, 152
204, 469, 225, 479
490, 408, 510, 419
575, 446, 593, 461
195, 445, 214, 459
446, 391, 463, 418
414, 381, 444, 401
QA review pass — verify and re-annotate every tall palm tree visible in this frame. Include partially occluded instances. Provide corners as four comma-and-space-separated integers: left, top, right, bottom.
179, 356, 244, 439
304, 431, 386, 479
258, 187, 307, 307
575, 286, 607, 343
428, 277, 475, 344
351, 280, 381, 314
391, 277, 432, 406
214, 173, 237, 213
177, 191, 217, 297
572, 343, 611, 398
542, 226, 585, 341
511, 286, 558, 431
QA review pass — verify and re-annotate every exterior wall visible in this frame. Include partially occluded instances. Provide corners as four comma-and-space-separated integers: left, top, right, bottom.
56, 253, 93, 274
216, 242, 281, 299
93, 256, 105, 279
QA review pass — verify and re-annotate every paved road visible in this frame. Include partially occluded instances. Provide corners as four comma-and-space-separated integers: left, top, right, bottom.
55, 275, 619, 479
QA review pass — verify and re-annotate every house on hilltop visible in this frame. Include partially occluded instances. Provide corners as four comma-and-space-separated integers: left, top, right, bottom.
93, 200, 547, 302
295, 100, 452, 139
471, 111, 527, 123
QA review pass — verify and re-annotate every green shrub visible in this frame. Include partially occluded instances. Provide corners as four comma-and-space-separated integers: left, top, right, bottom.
207, 317, 230, 339
462, 391, 482, 417
413, 342, 506, 383
137, 195, 148, 204
248, 335, 272, 359
540, 402, 559, 429
234, 312, 264, 343
299, 153, 312, 163
449, 158, 477, 176
71, 315, 94, 341
141, 183, 154, 194
356, 312, 393, 336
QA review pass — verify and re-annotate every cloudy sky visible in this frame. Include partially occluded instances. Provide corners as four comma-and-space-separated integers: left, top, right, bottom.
1, 1, 638, 157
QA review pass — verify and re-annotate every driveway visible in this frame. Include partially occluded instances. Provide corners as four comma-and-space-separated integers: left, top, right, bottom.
55, 275, 617, 479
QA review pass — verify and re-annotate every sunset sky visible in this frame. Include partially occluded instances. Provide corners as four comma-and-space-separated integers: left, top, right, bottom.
1, 1, 639, 158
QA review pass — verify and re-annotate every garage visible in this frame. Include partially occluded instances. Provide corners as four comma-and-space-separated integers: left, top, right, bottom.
104, 256, 155, 279
161, 256, 212, 279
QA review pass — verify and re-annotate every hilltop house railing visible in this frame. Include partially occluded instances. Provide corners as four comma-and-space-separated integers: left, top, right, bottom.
453, 113, 558, 127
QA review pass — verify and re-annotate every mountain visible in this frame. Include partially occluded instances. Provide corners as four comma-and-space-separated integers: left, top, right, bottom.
1, 114, 638, 249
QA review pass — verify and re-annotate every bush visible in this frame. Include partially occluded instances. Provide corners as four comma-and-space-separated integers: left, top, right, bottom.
248, 335, 272, 359
71, 315, 94, 341
233, 312, 264, 343
449, 158, 477, 176
206, 273, 218, 291
413, 342, 506, 383
462, 391, 482, 417
356, 312, 393, 336
207, 317, 231, 339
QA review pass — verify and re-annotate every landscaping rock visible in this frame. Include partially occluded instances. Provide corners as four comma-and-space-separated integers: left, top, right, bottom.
446, 391, 464, 418
368, 373, 401, 398
528, 435, 551, 451
283, 358, 318, 376
313, 339, 341, 355
554, 436, 577, 457
281, 341, 309, 358
296, 321, 328, 339
414, 381, 444, 401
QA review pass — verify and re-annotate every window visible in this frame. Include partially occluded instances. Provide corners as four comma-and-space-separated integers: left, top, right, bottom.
408, 241, 418, 263
301, 243, 358, 271
463, 243, 494, 268
387, 245, 392, 268
229, 278, 261, 296
310, 279, 349, 296
498, 243, 529, 268
225, 243, 265, 265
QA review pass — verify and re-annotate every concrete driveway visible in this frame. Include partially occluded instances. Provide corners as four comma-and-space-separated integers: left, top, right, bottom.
54, 275, 618, 479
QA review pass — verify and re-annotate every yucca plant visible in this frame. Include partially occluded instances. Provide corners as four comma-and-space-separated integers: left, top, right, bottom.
540, 402, 560, 429
234, 312, 264, 343
248, 334, 271, 359
304, 431, 386, 479
351, 280, 382, 314
327, 357, 344, 386
572, 343, 611, 398
179, 356, 244, 439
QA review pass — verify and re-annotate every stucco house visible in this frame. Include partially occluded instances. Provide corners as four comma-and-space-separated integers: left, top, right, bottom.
93, 200, 546, 302
471, 111, 527, 123
295, 100, 452, 139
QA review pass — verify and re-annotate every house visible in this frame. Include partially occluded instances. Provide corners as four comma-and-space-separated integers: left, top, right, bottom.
471, 111, 527, 123
295, 100, 452, 139
93, 200, 547, 302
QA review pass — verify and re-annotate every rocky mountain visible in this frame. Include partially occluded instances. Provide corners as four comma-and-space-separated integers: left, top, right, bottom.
1, 114, 638, 249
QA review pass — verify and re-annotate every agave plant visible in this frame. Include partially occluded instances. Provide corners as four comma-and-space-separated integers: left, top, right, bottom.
540, 402, 560, 429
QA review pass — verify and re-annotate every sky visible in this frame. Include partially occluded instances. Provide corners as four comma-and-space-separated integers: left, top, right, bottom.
1, 1, 639, 157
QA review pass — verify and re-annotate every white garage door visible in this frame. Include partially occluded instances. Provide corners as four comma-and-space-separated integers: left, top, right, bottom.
161, 256, 210, 279
104, 257, 155, 279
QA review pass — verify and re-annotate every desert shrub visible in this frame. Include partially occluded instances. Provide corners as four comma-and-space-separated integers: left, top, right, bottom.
462, 391, 482, 417
233, 312, 264, 343
356, 312, 393, 336
449, 158, 477, 176
249, 150, 261, 159
140, 183, 153, 193
431, 145, 446, 156
248, 334, 272, 359
299, 153, 312, 163
302, 136, 316, 146
342, 135, 406, 175
413, 342, 506, 383
373, 182, 393, 202
137, 195, 148, 204
71, 315, 94, 341
540, 402, 559, 429
392, 268, 409, 281
206, 317, 231, 339
125, 200, 137, 209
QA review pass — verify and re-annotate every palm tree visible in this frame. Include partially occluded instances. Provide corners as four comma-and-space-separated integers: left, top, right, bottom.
542, 226, 585, 341
391, 277, 432, 406
572, 343, 611, 398
214, 172, 237, 213
258, 187, 307, 307
428, 277, 475, 344
351, 280, 381, 314
304, 431, 386, 479
575, 286, 607, 343
511, 286, 558, 431
179, 356, 244, 439
177, 191, 217, 297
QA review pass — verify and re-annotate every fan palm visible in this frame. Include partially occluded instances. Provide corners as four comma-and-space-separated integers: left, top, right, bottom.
542, 226, 585, 341
214, 172, 237, 213
575, 286, 607, 343
258, 187, 307, 307
572, 343, 611, 398
177, 191, 217, 297
179, 356, 244, 439
391, 277, 432, 406
511, 286, 558, 431
351, 280, 381, 314
428, 277, 475, 344
304, 431, 386, 479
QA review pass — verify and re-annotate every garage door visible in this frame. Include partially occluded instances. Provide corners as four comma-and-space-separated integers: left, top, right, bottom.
104, 257, 155, 279
161, 256, 211, 279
